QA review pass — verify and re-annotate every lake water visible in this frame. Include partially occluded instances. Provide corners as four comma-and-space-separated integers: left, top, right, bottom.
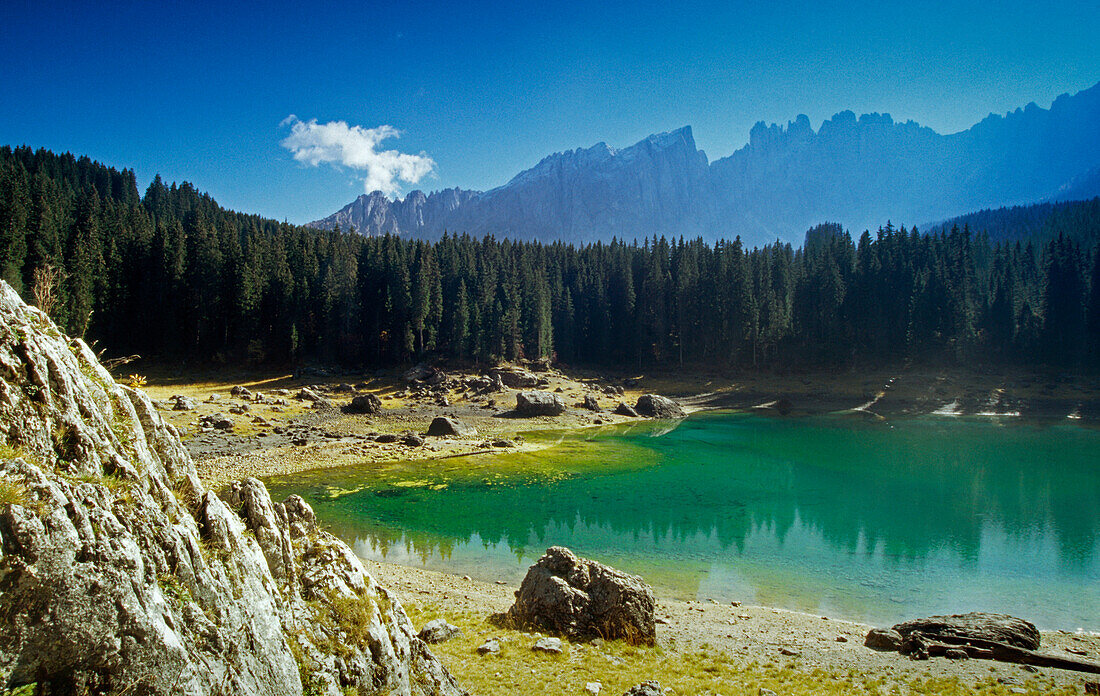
265, 412, 1100, 630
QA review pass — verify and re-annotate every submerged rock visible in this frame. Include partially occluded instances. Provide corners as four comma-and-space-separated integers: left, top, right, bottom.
0, 281, 465, 696
506, 546, 656, 645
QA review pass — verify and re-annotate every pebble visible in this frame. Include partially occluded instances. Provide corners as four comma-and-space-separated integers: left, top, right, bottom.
584, 682, 601, 695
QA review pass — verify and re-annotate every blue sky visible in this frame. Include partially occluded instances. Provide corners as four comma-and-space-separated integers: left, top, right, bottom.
1, 0, 1097, 224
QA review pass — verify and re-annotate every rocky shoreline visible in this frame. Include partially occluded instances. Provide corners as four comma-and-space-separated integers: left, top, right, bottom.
138, 361, 1100, 492
367, 558, 1100, 694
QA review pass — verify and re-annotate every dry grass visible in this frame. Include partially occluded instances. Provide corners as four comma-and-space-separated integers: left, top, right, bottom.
0, 478, 27, 507
405, 606, 1073, 696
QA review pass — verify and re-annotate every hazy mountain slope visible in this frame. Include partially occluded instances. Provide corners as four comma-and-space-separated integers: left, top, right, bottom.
924, 196, 1100, 246
310, 81, 1100, 246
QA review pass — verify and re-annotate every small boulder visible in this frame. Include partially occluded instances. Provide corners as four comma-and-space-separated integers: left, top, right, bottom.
402, 434, 425, 447
585, 683, 602, 696
634, 394, 685, 419
200, 413, 234, 431
418, 619, 462, 644
864, 628, 904, 651
622, 682, 663, 696
476, 638, 500, 655
295, 387, 323, 402
515, 391, 566, 417
172, 395, 197, 411
581, 394, 601, 411
375, 433, 400, 443
531, 637, 563, 654
230, 385, 253, 399
614, 402, 639, 417
403, 363, 435, 383
346, 393, 383, 415
427, 416, 476, 437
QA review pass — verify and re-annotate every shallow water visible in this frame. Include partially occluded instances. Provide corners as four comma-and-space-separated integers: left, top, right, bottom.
266, 412, 1100, 629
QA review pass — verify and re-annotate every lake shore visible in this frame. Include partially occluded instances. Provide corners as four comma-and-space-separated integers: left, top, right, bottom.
138, 362, 1100, 693
370, 558, 1099, 695
140, 361, 1100, 489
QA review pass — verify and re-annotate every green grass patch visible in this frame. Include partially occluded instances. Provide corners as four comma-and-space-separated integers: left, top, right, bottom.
403, 606, 1074, 696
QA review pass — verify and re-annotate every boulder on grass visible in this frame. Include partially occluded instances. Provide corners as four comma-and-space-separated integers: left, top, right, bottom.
622, 681, 663, 696
346, 393, 383, 415
634, 394, 685, 419
427, 416, 476, 437
506, 546, 656, 645
418, 619, 462, 644
515, 391, 566, 417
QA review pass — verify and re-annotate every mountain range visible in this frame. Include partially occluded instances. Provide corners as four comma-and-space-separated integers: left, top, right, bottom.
310, 81, 1100, 247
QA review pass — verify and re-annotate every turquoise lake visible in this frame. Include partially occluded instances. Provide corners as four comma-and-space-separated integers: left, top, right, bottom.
265, 413, 1100, 630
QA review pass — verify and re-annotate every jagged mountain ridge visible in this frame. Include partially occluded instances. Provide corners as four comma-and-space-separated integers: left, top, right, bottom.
310, 81, 1100, 246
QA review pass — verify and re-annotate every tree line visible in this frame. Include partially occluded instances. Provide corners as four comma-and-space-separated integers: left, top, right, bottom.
2, 145, 1099, 371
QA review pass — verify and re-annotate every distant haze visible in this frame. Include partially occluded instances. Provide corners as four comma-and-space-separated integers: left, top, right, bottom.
311, 82, 1100, 247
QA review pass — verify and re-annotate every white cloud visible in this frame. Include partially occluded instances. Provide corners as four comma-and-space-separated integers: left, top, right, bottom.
280, 116, 435, 196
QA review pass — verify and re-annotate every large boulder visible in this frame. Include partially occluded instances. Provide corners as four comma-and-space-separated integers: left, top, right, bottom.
491, 367, 539, 389
891, 612, 1040, 650
346, 393, 383, 415
634, 394, 686, 419
0, 281, 465, 696
427, 416, 476, 437
506, 546, 656, 645
515, 391, 566, 417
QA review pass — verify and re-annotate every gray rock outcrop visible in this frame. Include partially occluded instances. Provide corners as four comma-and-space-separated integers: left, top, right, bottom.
490, 367, 539, 389
634, 394, 686, 419
0, 281, 464, 696
515, 391, 566, 417
506, 546, 656, 645
891, 612, 1040, 651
